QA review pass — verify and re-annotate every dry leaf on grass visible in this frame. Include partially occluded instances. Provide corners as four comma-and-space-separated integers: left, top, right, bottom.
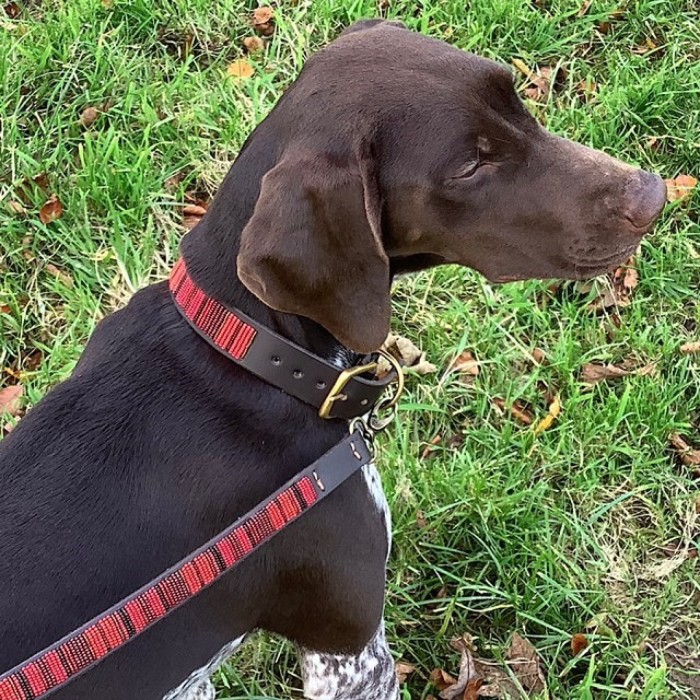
252, 6, 275, 36
429, 668, 457, 692
243, 36, 265, 53
421, 433, 465, 460
577, 0, 593, 17
8, 200, 26, 215
395, 661, 416, 684
438, 636, 484, 700
433, 632, 547, 699
448, 350, 480, 376
492, 397, 534, 425
380, 333, 437, 375
80, 106, 99, 127
182, 200, 209, 230
39, 194, 63, 224
448, 350, 480, 385
581, 361, 656, 385
597, 8, 624, 34
665, 174, 697, 203
680, 341, 700, 355
669, 433, 700, 470
534, 394, 561, 435
507, 633, 546, 695
0, 385, 23, 416
571, 633, 589, 656
421, 434, 442, 460
3, 1, 21, 18
227, 59, 254, 79
531, 347, 547, 365
513, 59, 561, 103
45, 263, 74, 288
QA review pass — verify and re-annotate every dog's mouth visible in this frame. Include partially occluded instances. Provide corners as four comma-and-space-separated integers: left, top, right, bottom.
565, 241, 640, 279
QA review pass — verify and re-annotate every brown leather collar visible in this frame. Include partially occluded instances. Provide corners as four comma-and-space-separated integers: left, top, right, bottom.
170, 259, 401, 420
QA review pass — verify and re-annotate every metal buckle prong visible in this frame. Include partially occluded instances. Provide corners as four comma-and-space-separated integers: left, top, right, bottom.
318, 361, 379, 419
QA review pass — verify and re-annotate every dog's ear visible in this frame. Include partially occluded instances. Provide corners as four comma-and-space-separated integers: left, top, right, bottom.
237, 147, 391, 353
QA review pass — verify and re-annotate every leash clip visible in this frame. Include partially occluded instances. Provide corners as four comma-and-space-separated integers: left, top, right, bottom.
368, 349, 404, 431
348, 349, 405, 436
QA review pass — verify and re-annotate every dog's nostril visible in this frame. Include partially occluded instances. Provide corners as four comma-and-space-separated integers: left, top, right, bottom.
624, 170, 667, 230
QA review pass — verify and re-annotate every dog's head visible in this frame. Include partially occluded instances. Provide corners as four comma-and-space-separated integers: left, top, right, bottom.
238, 21, 666, 353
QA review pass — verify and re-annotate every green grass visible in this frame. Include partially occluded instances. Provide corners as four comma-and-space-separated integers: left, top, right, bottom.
1, 1, 699, 698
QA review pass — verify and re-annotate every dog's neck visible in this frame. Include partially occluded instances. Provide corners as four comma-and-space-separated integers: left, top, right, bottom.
179, 122, 359, 368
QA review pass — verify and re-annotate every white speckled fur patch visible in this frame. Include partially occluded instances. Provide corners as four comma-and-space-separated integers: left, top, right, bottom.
301, 622, 399, 700
163, 636, 245, 700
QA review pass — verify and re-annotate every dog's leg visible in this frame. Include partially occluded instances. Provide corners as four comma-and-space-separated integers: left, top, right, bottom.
163, 635, 246, 700
300, 621, 398, 700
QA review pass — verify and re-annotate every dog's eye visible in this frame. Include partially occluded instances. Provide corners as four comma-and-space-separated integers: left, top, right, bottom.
451, 159, 482, 180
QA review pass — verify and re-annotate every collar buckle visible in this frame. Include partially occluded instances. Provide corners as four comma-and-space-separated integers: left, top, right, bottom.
318, 361, 379, 419
318, 349, 405, 421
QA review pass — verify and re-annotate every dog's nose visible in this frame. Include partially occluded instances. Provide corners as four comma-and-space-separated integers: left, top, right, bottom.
624, 170, 667, 231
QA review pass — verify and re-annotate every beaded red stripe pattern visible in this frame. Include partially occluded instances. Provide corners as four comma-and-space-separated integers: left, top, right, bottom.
169, 259, 257, 360
0, 477, 318, 700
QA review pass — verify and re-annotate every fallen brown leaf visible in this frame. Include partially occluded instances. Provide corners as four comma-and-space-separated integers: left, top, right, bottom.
395, 661, 416, 684
183, 204, 207, 217
252, 6, 273, 25
45, 263, 73, 288
227, 58, 255, 80
492, 397, 534, 425
514, 60, 559, 102
164, 172, 185, 192
0, 384, 23, 416
430, 668, 456, 692
571, 633, 589, 656
577, 0, 593, 17
33, 173, 50, 191
669, 433, 700, 469
80, 106, 99, 127
39, 194, 63, 224
23, 350, 43, 372
421, 434, 442, 460
3, 1, 20, 18
531, 347, 547, 365
183, 201, 208, 230
680, 341, 700, 355
440, 635, 483, 700
507, 633, 546, 695
243, 36, 265, 53
449, 350, 480, 376
583, 256, 639, 312
8, 200, 25, 215
252, 6, 275, 36
0, 305, 10, 314
381, 333, 437, 375
534, 394, 561, 435
581, 361, 656, 385
665, 174, 697, 203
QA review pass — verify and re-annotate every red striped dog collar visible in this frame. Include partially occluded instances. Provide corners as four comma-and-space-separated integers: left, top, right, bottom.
170, 258, 402, 420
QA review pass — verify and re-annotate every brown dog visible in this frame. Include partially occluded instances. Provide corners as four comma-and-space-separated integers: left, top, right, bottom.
0, 20, 665, 700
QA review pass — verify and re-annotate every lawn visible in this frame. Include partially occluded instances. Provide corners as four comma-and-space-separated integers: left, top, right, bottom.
1, 0, 699, 698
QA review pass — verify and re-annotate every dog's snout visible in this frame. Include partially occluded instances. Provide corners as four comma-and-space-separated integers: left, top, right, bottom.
623, 170, 667, 231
